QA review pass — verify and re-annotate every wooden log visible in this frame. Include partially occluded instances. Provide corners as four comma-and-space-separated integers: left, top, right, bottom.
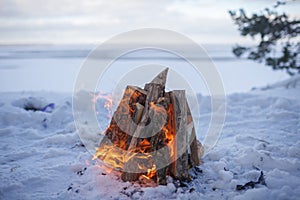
186, 102, 203, 167
128, 83, 165, 150
96, 68, 205, 184
169, 90, 190, 180
128, 68, 168, 150
122, 69, 169, 182
121, 153, 154, 182
186, 99, 204, 168
189, 126, 202, 166
148, 67, 168, 86
97, 85, 146, 153
126, 102, 145, 149
133, 103, 144, 124
149, 97, 171, 185
121, 88, 166, 181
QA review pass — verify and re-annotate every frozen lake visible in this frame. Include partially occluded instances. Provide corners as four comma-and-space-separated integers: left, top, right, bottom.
0, 44, 289, 95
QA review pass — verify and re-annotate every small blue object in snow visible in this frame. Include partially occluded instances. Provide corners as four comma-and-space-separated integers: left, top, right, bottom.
42, 118, 47, 128
41, 103, 55, 113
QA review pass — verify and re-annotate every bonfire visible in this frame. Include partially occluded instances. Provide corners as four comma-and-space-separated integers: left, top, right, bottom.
94, 68, 204, 185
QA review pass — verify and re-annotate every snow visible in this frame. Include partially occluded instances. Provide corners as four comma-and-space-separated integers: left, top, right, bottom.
1, 74, 300, 199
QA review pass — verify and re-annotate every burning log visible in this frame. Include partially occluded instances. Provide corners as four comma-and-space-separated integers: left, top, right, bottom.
169, 90, 190, 181
149, 97, 171, 185
128, 68, 168, 150
98, 85, 146, 150
94, 68, 204, 185
187, 103, 204, 167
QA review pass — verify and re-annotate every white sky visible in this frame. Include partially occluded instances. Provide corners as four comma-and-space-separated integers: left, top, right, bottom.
0, 0, 299, 44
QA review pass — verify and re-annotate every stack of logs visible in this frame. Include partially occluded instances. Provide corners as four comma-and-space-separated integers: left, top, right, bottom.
94, 68, 204, 185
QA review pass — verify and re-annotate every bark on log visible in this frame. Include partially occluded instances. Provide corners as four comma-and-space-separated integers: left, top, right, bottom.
149, 97, 171, 185
122, 87, 166, 182
189, 126, 201, 166
186, 102, 203, 167
186, 103, 200, 167
169, 90, 190, 180
133, 103, 144, 124
121, 153, 154, 182
99, 85, 146, 150
128, 68, 168, 150
148, 68, 168, 86
122, 69, 169, 182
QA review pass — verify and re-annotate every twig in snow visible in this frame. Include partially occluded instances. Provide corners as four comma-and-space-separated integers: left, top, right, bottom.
236, 171, 266, 191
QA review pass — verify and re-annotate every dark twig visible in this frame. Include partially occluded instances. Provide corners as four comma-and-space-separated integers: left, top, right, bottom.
236, 171, 266, 191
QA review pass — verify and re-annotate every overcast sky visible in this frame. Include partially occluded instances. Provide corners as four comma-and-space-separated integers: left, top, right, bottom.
0, 0, 299, 44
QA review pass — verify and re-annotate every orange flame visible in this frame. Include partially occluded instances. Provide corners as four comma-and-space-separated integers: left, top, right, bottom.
94, 90, 177, 182
163, 103, 175, 159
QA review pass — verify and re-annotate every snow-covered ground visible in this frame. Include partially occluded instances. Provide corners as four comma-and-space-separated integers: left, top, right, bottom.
0, 75, 299, 200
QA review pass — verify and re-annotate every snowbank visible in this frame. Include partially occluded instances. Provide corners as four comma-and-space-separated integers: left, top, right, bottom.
0, 75, 299, 199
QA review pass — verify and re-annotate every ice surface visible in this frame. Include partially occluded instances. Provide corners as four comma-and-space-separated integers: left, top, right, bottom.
0, 44, 289, 94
